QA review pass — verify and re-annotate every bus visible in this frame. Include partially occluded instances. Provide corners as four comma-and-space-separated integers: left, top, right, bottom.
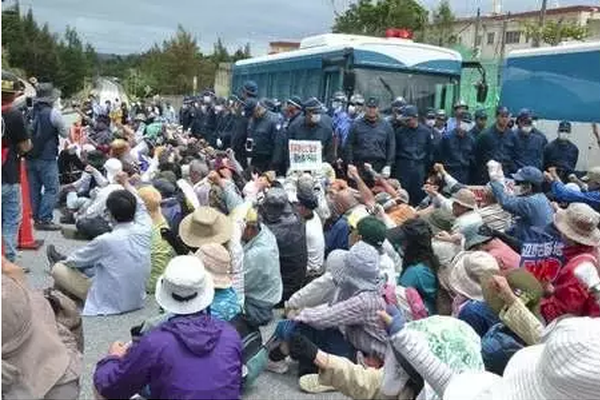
500, 41, 600, 170
231, 33, 485, 113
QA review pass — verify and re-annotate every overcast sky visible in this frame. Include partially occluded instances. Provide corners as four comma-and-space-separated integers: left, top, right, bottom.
5, 0, 590, 55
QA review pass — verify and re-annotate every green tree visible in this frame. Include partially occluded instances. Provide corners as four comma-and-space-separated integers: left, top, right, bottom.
212, 37, 230, 64
430, 0, 456, 46
56, 26, 87, 96
332, 0, 428, 37
523, 19, 588, 46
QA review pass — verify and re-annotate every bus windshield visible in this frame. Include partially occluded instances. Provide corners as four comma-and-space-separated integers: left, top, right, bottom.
353, 68, 458, 111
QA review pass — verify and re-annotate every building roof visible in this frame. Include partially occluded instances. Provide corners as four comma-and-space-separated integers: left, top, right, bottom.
269, 41, 300, 47
455, 5, 600, 23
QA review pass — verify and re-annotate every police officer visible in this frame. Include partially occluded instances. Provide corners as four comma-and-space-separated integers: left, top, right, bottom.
283, 95, 303, 130
230, 95, 251, 167
446, 99, 468, 132
214, 97, 235, 149
330, 91, 352, 154
437, 111, 475, 184
394, 105, 433, 205
470, 109, 488, 138
286, 97, 335, 165
347, 93, 365, 121
544, 120, 579, 181
474, 106, 516, 184
240, 80, 259, 101
179, 96, 194, 132
345, 97, 395, 177
246, 98, 282, 173
513, 108, 548, 171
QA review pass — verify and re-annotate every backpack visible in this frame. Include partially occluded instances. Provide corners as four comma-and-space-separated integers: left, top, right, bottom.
228, 314, 269, 389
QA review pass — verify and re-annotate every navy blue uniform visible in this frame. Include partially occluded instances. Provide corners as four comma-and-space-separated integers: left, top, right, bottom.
215, 112, 235, 149
345, 117, 395, 172
287, 116, 335, 165
544, 139, 579, 179
437, 129, 475, 184
513, 128, 548, 170
394, 123, 433, 205
247, 110, 281, 172
474, 125, 516, 184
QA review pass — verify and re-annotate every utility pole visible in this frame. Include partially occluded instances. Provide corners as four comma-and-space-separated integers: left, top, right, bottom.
533, 0, 548, 47
498, 13, 509, 87
473, 7, 481, 57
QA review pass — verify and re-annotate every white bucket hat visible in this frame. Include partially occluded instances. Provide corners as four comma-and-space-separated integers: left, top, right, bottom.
104, 158, 123, 184
448, 251, 499, 301
155, 256, 215, 315
444, 317, 600, 400
553, 202, 600, 247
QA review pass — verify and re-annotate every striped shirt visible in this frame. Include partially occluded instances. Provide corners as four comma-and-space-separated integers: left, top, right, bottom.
296, 291, 388, 360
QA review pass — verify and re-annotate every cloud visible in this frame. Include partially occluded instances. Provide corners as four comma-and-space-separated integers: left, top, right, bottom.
15, 0, 585, 55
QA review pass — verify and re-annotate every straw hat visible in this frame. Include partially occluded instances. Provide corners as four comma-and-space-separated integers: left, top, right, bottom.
444, 317, 600, 400
155, 256, 215, 315
452, 189, 478, 210
482, 268, 543, 315
178, 207, 233, 248
196, 243, 232, 289
553, 203, 600, 247
448, 251, 499, 301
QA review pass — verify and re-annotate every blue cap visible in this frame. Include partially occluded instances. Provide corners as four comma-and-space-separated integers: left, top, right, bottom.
512, 166, 544, 185
287, 95, 302, 109
366, 97, 379, 108
402, 105, 418, 118
436, 109, 447, 118
425, 108, 436, 118
244, 98, 258, 113
558, 120, 572, 133
517, 108, 533, 122
261, 98, 276, 112
496, 106, 510, 116
391, 98, 406, 109
202, 89, 215, 97
474, 109, 488, 119
242, 80, 258, 97
303, 97, 323, 112
459, 111, 473, 124
454, 99, 468, 109
332, 91, 347, 102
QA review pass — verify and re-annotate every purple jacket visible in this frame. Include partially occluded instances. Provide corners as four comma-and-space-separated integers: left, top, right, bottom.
94, 313, 242, 400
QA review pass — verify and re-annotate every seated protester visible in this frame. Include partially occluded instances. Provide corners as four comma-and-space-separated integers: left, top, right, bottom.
382, 310, 600, 400
490, 166, 554, 242
50, 172, 152, 316
539, 203, 600, 322
547, 166, 600, 211
93, 256, 242, 400
152, 177, 183, 233
296, 175, 326, 278
387, 218, 440, 315
269, 242, 387, 388
462, 221, 520, 272
71, 158, 124, 240
447, 252, 501, 337
259, 187, 308, 303
357, 216, 398, 286
375, 188, 416, 227
291, 314, 484, 398
195, 244, 241, 322
2, 261, 82, 400
240, 207, 282, 326
109, 138, 139, 175
137, 186, 176, 294
187, 158, 211, 205
417, 165, 466, 212
324, 188, 358, 255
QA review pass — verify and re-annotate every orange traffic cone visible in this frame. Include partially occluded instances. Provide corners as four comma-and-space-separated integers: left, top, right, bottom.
18, 159, 44, 250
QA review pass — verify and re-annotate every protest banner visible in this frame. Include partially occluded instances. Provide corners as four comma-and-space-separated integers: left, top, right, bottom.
288, 140, 322, 171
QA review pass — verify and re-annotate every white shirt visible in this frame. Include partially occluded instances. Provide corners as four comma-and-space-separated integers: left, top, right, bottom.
305, 213, 325, 273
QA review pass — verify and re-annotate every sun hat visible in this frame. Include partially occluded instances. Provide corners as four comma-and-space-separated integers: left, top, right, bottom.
582, 166, 600, 185
2, 71, 23, 93
326, 249, 349, 283
195, 243, 232, 289
482, 268, 543, 315
34, 82, 60, 104
259, 187, 293, 223
463, 221, 493, 250
553, 202, 600, 247
2, 276, 71, 399
449, 251, 500, 301
452, 188, 478, 210
397, 188, 410, 205
445, 317, 600, 400
420, 209, 455, 235
357, 216, 387, 248
178, 206, 233, 248
103, 158, 123, 184
155, 256, 215, 315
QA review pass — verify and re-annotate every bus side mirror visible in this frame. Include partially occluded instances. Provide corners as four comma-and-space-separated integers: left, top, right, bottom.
343, 71, 355, 92
476, 82, 488, 103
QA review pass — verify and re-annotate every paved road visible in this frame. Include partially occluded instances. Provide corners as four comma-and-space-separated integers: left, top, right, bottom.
20, 219, 348, 400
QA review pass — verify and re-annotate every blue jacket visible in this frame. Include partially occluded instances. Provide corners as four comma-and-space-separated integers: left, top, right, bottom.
333, 110, 352, 147
513, 129, 548, 170
544, 139, 579, 176
287, 116, 335, 164
325, 216, 350, 256
394, 123, 433, 164
551, 181, 600, 210
345, 116, 396, 166
436, 129, 475, 184
490, 181, 554, 242
475, 125, 517, 182
29, 103, 60, 160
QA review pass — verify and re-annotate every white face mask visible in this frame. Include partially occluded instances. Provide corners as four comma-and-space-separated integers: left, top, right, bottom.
215, 105, 224, 113
310, 114, 322, 124
460, 122, 472, 132
558, 131, 569, 140
532, 121, 537, 128
200, 105, 207, 113
203, 96, 211, 104
347, 105, 357, 115
521, 126, 533, 134
331, 101, 342, 111
426, 118, 435, 127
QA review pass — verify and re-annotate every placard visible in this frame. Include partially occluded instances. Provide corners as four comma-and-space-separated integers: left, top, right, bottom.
288, 140, 322, 171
